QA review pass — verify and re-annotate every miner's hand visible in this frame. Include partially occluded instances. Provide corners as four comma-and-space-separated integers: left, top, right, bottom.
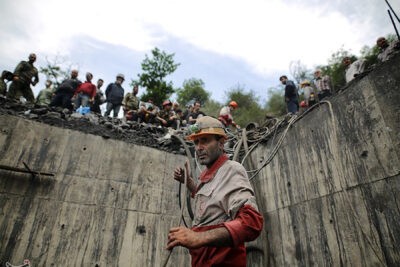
166, 226, 203, 250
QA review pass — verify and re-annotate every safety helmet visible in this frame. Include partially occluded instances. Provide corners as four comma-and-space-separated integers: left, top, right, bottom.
229, 101, 238, 109
162, 100, 172, 106
116, 73, 125, 80
300, 80, 310, 86
300, 100, 308, 107
187, 116, 227, 140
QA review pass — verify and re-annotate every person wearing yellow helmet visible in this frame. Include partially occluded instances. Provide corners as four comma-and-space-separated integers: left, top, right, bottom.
300, 80, 315, 108
218, 100, 240, 129
167, 116, 263, 266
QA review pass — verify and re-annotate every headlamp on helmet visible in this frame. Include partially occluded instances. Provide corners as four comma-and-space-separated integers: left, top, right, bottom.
186, 116, 227, 140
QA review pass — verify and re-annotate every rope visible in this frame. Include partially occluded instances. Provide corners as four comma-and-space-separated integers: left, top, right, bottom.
241, 101, 386, 265
171, 134, 195, 221
161, 134, 196, 267
232, 136, 243, 162
5, 260, 30, 267
239, 101, 330, 180
248, 114, 297, 181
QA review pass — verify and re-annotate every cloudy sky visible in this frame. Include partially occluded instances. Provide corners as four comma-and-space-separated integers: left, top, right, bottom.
0, 0, 398, 104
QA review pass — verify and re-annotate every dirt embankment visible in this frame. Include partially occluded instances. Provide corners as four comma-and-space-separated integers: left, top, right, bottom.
0, 97, 186, 154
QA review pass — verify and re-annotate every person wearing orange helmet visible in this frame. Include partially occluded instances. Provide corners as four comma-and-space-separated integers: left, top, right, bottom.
218, 100, 240, 129
167, 116, 263, 266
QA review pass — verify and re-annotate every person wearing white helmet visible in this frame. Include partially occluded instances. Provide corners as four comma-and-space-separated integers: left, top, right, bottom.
104, 73, 125, 117
167, 116, 263, 267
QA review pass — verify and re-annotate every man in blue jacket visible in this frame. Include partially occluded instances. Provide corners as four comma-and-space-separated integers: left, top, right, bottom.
104, 74, 125, 118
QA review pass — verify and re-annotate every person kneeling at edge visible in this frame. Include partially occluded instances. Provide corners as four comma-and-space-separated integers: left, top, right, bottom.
218, 100, 240, 129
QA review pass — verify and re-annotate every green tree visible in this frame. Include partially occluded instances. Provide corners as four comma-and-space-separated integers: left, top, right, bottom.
39, 54, 75, 87
176, 78, 210, 106
317, 34, 396, 91
317, 47, 355, 91
360, 45, 379, 69
202, 99, 222, 118
360, 33, 396, 69
264, 87, 286, 116
289, 60, 313, 84
133, 47, 180, 106
225, 86, 266, 127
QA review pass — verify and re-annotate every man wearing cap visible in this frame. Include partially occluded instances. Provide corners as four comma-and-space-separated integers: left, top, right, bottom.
104, 74, 125, 118
167, 116, 263, 267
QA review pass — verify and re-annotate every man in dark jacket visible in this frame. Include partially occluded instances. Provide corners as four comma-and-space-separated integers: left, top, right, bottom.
50, 69, 81, 110
104, 74, 125, 118
90, 79, 105, 114
0, 70, 15, 96
280, 75, 299, 114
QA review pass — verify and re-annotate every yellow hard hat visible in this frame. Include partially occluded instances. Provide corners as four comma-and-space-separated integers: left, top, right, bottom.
300, 80, 310, 86
186, 116, 227, 140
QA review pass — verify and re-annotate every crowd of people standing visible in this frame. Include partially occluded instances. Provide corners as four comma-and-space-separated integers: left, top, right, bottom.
1, 35, 398, 126
0, 55, 242, 131
279, 36, 399, 115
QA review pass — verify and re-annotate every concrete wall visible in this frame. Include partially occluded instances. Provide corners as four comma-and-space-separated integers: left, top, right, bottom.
1, 54, 399, 266
248, 54, 400, 266
0, 117, 191, 266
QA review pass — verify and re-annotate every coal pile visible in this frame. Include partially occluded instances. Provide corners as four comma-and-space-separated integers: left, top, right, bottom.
0, 96, 187, 154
